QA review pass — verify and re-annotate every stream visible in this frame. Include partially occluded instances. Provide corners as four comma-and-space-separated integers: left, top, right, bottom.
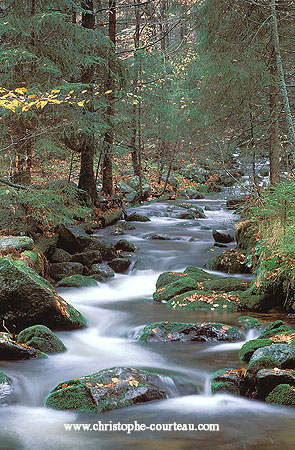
1, 195, 295, 450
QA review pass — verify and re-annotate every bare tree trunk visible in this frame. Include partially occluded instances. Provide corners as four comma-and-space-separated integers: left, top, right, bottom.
269, 50, 281, 185
102, 0, 116, 196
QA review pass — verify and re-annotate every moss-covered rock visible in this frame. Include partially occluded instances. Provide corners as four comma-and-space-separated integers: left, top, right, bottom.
207, 249, 251, 274
211, 368, 246, 396
239, 291, 268, 312
115, 239, 136, 252
50, 248, 71, 264
167, 290, 241, 312
239, 338, 274, 362
0, 257, 86, 331
258, 320, 291, 339
108, 258, 131, 273
265, 384, 295, 406
70, 250, 102, 266
0, 332, 47, 359
46, 367, 169, 412
237, 316, 262, 330
153, 277, 198, 303
0, 371, 13, 406
156, 272, 190, 290
200, 277, 249, 292
125, 213, 151, 222
56, 275, 97, 288
139, 321, 243, 343
256, 369, 295, 399
91, 263, 115, 281
183, 267, 218, 282
0, 236, 34, 253
17, 325, 66, 353
49, 262, 84, 281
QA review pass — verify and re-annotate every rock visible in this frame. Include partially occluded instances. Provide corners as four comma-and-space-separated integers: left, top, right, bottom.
0, 236, 34, 254
127, 176, 146, 191
211, 368, 246, 396
257, 320, 291, 339
100, 210, 123, 228
265, 384, 295, 406
167, 290, 240, 312
177, 212, 196, 220
57, 224, 90, 253
0, 257, 86, 331
0, 372, 13, 405
120, 222, 136, 231
185, 189, 205, 199
0, 332, 47, 359
153, 277, 198, 303
226, 198, 244, 210
126, 192, 140, 204
161, 174, 178, 189
256, 369, 295, 399
17, 325, 66, 354
91, 240, 117, 261
246, 344, 295, 384
70, 250, 102, 266
46, 367, 168, 412
56, 275, 97, 288
207, 249, 251, 274
139, 321, 244, 343
156, 272, 189, 289
35, 234, 58, 257
50, 248, 71, 263
183, 267, 218, 282
108, 258, 131, 273
214, 243, 227, 248
91, 263, 115, 281
50, 262, 84, 281
200, 277, 249, 292
115, 239, 136, 252
237, 316, 262, 330
239, 338, 274, 362
212, 230, 234, 244
125, 213, 151, 222
117, 182, 136, 194
145, 234, 172, 240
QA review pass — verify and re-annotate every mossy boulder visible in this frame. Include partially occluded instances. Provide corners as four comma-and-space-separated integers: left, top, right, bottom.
50, 248, 71, 264
125, 213, 151, 222
17, 325, 66, 354
258, 320, 291, 339
167, 290, 240, 312
49, 262, 84, 281
207, 249, 251, 274
239, 291, 268, 312
265, 384, 295, 406
0, 371, 13, 405
115, 239, 136, 252
0, 236, 34, 253
212, 230, 234, 244
200, 277, 249, 292
0, 332, 47, 359
70, 250, 102, 266
256, 369, 295, 399
211, 368, 246, 396
139, 321, 243, 343
183, 267, 218, 282
108, 258, 131, 273
156, 272, 190, 290
0, 257, 86, 332
237, 316, 262, 330
56, 275, 97, 288
153, 277, 198, 303
91, 263, 115, 281
239, 339, 274, 362
46, 367, 169, 412
236, 220, 257, 253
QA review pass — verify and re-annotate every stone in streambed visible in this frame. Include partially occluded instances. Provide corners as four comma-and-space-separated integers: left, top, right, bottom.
183, 267, 219, 282
212, 230, 234, 244
256, 369, 295, 399
211, 368, 246, 396
0, 372, 13, 405
139, 321, 243, 343
237, 316, 262, 330
0, 332, 47, 360
56, 275, 97, 288
50, 248, 71, 264
0, 236, 34, 253
108, 258, 131, 273
153, 277, 198, 303
46, 367, 168, 412
91, 263, 115, 281
257, 320, 291, 339
207, 249, 251, 274
114, 239, 136, 252
266, 384, 295, 406
49, 262, 84, 281
239, 338, 274, 362
167, 290, 240, 312
17, 325, 66, 354
69, 250, 102, 266
0, 257, 86, 331
125, 213, 151, 222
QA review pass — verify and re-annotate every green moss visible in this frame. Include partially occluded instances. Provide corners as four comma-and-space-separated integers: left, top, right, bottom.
56, 275, 97, 288
207, 249, 250, 274
239, 339, 274, 362
167, 290, 240, 312
266, 384, 295, 406
156, 272, 187, 290
153, 277, 197, 302
17, 325, 66, 353
258, 321, 291, 339
211, 368, 244, 396
183, 267, 218, 282
246, 356, 279, 384
0, 371, 11, 384
46, 385, 98, 411
237, 316, 262, 330
239, 291, 268, 312
201, 277, 249, 292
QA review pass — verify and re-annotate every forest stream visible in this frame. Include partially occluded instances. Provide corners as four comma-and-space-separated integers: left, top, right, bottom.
1, 195, 295, 450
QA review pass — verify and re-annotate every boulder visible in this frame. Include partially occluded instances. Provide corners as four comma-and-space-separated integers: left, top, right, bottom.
156, 272, 189, 290
57, 224, 91, 253
56, 275, 97, 288
185, 189, 205, 199
0, 332, 47, 360
50, 262, 84, 281
200, 277, 249, 293
257, 320, 291, 339
117, 182, 136, 194
50, 248, 71, 264
126, 192, 140, 204
0, 236, 34, 254
207, 249, 251, 274
0, 372, 13, 406
161, 175, 178, 189
177, 212, 196, 220
145, 234, 172, 240
139, 321, 243, 343
108, 258, 131, 273
114, 239, 136, 252
167, 290, 240, 312
237, 316, 262, 330
125, 213, 151, 222
100, 210, 123, 228
17, 325, 66, 354
256, 369, 295, 399
153, 277, 198, 303
212, 230, 234, 244
211, 368, 246, 396
183, 267, 218, 282
70, 250, 102, 266
46, 367, 168, 412
239, 338, 274, 362
91, 263, 115, 281
0, 257, 86, 331
266, 384, 295, 406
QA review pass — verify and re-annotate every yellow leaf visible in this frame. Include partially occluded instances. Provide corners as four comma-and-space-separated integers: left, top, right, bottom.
129, 380, 139, 387
40, 101, 48, 109
81, 90, 87, 93
15, 88, 27, 94
28, 94, 38, 99
51, 89, 60, 93
94, 91, 100, 95
105, 90, 112, 94
78, 100, 85, 107
111, 378, 120, 384
68, 90, 74, 94
5, 104, 16, 112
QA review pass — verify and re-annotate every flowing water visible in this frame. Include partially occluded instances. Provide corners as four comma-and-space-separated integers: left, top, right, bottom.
1, 196, 295, 450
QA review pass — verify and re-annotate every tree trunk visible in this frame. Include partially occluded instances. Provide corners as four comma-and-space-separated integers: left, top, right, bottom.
102, 0, 116, 196
271, 0, 295, 157
77, 1, 98, 203
131, 0, 141, 177
269, 51, 281, 185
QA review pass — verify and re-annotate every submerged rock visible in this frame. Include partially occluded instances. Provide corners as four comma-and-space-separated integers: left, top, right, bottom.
139, 321, 244, 343
0, 257, 86, 331
46, 367, 168, 412
17, 325, 66, 354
